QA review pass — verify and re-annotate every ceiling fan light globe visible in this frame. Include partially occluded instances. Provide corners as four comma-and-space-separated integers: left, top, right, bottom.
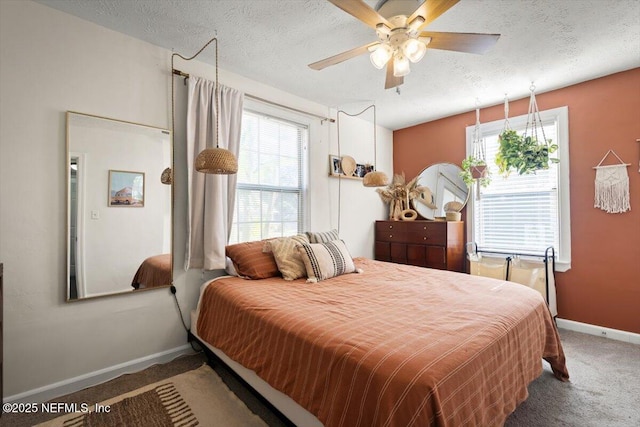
393, 54, 411, 77
403, 38, 427, 63
370, 44, 392, 69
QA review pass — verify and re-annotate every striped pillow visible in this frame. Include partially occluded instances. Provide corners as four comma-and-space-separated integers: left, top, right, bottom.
297, 240, 361, 283
263, 234, 310, 281
225, 240, 280, 280
306, 229, 339, 243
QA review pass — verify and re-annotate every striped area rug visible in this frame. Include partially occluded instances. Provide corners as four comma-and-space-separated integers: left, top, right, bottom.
37, 364, 266, 427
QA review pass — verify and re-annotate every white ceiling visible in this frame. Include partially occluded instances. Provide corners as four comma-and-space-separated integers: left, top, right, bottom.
35, 0, 640, 130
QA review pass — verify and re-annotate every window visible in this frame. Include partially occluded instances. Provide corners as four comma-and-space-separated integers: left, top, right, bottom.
229, 108, 308, 244
466, 106, 571, 271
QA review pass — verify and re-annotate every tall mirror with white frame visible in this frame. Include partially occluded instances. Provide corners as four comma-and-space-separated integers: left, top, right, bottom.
67, 112, 172, 301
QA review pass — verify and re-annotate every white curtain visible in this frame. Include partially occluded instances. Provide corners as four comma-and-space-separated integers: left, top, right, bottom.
185, 76, 244, 270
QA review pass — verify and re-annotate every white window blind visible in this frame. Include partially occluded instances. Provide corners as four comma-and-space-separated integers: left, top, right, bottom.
229, 109, 308, 244
474, 129, 559, 254
467, 106, 571, 270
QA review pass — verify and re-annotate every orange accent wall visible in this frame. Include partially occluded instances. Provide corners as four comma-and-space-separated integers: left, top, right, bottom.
393, 68, 640, 334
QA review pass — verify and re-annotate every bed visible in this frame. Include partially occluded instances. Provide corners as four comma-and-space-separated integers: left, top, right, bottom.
130, 254, 172, 289
191, 257, 568, 427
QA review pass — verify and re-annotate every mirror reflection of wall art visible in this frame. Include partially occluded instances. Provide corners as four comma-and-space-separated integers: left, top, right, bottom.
108, 170, 145, 207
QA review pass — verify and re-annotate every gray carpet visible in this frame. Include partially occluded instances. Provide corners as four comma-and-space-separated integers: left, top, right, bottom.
3, 328, 639, 426
506, 329, 640, 427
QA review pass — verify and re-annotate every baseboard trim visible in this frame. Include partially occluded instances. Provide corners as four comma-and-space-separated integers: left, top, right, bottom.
4, 344, 194, 404
557, 318, 640, 345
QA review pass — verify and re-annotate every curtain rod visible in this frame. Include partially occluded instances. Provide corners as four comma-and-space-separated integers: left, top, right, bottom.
172, 69, 335, 124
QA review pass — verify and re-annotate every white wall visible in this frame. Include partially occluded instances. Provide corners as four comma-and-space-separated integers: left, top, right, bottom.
0, 0, 392, 398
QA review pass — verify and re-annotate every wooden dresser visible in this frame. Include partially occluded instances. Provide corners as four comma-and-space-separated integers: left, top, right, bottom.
374, 221, 465, 272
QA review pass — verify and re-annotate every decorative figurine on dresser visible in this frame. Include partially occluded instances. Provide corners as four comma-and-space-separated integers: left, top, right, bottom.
374, 164, 468, 273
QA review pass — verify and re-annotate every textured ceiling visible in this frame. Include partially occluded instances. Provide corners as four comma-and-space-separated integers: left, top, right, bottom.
35, 0, 640, 130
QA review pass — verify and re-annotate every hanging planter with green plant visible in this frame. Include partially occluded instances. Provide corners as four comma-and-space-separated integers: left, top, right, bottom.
495, 130, 558, 176
495, 87, 558, 177
460, 106, 491, 200
461, 155, 491, 187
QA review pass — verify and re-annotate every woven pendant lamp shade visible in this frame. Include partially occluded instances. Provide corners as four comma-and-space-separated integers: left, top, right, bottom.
363, 170, 389, 187
160, 167, 173, 185
195, 147, 238, 174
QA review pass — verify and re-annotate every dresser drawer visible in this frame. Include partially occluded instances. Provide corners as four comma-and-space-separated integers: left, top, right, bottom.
404, 222, 446, 245
426, 246, 447, 269
375, 241, 391, 261
375, 221, 406, 242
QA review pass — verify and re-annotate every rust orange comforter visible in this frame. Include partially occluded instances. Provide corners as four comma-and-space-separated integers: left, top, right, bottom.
131, 254, 171, 289
196, 258, 568, 427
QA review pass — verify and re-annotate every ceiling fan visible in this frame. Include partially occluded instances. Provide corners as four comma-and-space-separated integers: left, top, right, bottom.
309, 0, 500, 89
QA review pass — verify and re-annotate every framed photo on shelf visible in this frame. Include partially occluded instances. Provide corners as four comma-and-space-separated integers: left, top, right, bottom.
355, 163, 374, 178
329, 154, 374, 179
329, 154, 343, 176
108, 170, 145, 207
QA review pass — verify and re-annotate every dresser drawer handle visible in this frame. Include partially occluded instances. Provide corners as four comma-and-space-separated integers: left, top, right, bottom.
423, 236, 427, 240
389, 234, 393, 238
389, 225, 393, 229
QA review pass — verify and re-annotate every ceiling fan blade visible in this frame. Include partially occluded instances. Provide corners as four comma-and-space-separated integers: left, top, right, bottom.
385, 62, 403, 89
408, 0, 460, 31
420, 32, 500, 54
328, 0, 391, 29
309, 42, 378, 70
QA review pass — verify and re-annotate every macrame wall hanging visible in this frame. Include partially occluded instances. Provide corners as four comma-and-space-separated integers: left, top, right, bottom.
593, 150, 631, 214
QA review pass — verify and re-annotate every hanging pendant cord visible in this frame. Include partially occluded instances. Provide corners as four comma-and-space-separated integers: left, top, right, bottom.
337, 105, 377, 167
171, 37, 221, 149
169, 37, 220, 337
334, 104, 376, 233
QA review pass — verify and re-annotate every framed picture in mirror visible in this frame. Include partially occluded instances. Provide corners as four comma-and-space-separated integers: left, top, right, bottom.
108, 170, 145, 207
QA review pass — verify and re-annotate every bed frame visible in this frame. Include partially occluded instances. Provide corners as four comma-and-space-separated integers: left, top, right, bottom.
187, 325, 324, 427
187, 330, 295, 426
